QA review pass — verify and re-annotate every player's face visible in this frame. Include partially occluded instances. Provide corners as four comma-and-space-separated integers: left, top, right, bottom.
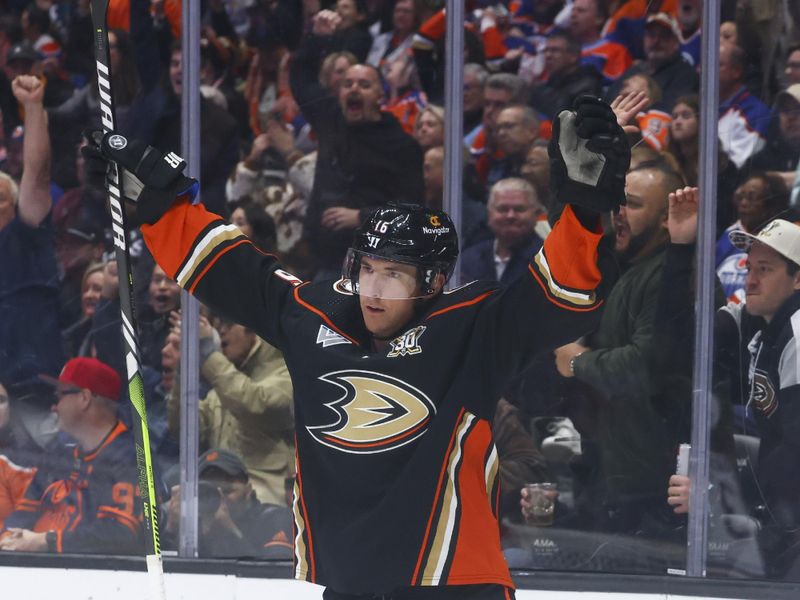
339, 65, 384, 123
358, 257, 421, 338
745, 243, 800, 322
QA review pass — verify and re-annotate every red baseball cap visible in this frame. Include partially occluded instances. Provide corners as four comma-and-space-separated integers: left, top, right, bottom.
40, 357, 122, 401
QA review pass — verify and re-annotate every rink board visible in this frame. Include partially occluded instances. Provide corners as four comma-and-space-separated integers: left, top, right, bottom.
0, 565, 773, 600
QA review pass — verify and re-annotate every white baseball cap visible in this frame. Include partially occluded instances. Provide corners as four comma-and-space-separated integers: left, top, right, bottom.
729, 219, 800, 266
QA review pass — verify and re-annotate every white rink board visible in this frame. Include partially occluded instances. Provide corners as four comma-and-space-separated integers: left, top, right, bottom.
0, 566, 737, 600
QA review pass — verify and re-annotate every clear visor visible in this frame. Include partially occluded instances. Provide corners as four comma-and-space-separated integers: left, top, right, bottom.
343, 249, 436, 300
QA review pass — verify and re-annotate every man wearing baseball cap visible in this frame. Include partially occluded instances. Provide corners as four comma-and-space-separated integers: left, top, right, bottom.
749, 84, 800, 185
664, 194, 800, 577
163, 448, 292, 559
0, 357, 145, 555
607, 12, 698, 111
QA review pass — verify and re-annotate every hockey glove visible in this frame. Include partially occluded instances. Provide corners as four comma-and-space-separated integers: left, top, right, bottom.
548, 95, 630, 214
81, 130, 198, 225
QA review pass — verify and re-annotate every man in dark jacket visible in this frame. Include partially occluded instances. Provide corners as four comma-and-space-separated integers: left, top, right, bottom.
554, 160, 689, 539
529, 31, 602, 120
175, 448, 293, 560
606, 13, 699, 111
461, 178, 545, 285
290, 27, 424, 278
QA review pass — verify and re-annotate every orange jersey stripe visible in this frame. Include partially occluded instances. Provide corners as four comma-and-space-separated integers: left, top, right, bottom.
446, 420, 513, 587
426, 291, 496, 320
412, 407, 466, 584
541, 205, 602, 291
141, 197, 222, 280
323, 417, 431, 449
527, 264, 603, 313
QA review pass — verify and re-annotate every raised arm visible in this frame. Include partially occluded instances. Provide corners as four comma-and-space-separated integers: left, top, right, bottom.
13, 75, 50, 227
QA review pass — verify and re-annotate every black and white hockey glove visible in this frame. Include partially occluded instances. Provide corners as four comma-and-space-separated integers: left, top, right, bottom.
82, 130, 198, 225
548, 95, 630, 214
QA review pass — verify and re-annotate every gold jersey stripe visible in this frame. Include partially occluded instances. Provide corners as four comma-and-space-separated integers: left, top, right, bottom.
421, 411, 475, 584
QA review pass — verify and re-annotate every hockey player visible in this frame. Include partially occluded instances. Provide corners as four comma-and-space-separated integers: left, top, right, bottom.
83, 95, 629, 599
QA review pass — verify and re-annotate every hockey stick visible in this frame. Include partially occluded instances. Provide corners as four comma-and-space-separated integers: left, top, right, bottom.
90, 2, 166, 598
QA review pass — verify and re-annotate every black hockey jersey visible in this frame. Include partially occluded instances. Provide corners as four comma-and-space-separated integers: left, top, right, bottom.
142, 199, 605, 593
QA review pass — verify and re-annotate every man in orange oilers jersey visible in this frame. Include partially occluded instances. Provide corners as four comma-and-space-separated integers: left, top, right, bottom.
82, 95, 629, 598
0, 358, 143, 555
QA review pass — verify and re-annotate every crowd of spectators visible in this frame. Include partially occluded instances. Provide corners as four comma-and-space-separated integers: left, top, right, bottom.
0, 0, 800, 582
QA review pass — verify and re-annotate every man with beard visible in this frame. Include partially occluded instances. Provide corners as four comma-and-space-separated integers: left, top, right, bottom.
607, 13, 699, 111
290, 10, 424, 279
553, 160, 689, 539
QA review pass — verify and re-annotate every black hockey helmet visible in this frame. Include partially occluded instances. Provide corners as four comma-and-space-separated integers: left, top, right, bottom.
344, 204, 459, 298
